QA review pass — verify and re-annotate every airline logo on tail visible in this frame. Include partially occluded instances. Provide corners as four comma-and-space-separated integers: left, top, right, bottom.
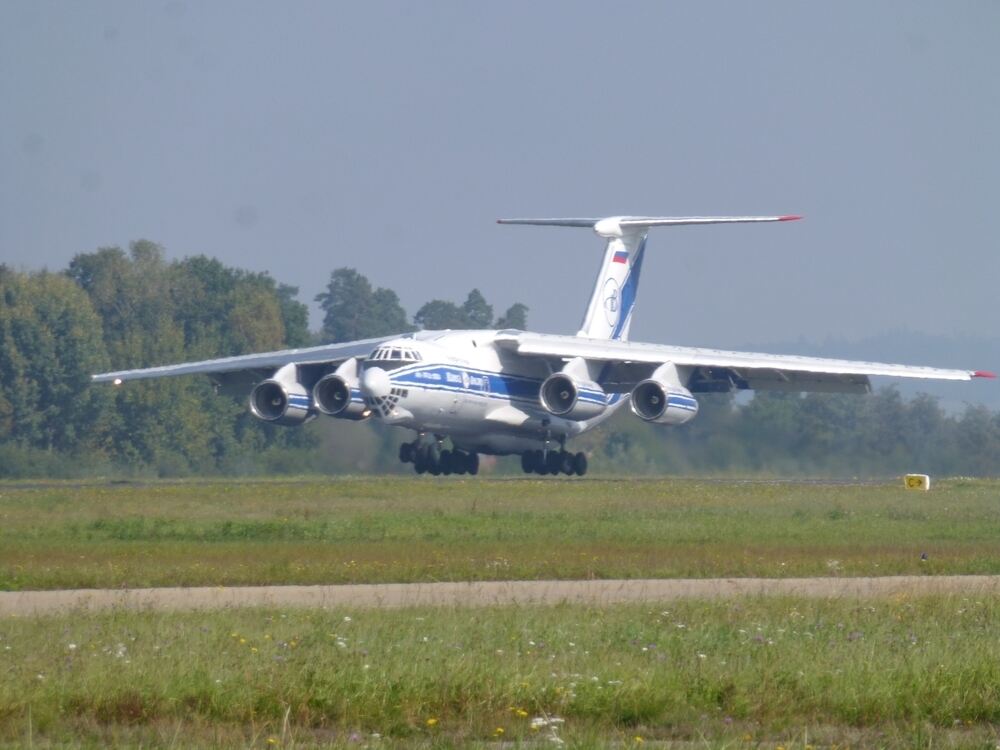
602, 279, 620, 326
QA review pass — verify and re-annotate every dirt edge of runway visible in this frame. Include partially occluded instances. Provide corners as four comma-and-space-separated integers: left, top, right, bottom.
3, 575, 999, 616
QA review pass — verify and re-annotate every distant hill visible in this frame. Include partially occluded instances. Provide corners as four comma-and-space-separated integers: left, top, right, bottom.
742, 331, 1000, 411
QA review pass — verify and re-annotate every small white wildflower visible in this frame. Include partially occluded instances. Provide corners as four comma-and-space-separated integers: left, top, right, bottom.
68, 643, 77, 651
343, 616, 352, 622
531, 716, 565, 729
363, 664, 370, 670
698, 653, 707, 659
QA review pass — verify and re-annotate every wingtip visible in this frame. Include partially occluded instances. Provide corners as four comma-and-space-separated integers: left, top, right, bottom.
779, 215, 803, 222
972, 370, 997, 379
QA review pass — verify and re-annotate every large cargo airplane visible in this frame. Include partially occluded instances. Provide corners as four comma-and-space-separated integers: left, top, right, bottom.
93, 216, 994, 476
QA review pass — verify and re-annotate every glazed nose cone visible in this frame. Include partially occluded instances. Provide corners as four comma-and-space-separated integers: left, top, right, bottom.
360, 366, 391, 399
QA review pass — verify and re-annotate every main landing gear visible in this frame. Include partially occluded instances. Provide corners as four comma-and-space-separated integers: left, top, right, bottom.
521, 449, 587, 476
399, 439, 479, 476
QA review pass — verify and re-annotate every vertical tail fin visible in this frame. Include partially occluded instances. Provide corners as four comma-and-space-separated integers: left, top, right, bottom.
578, 224, 647, 340
497, 215, 800, 341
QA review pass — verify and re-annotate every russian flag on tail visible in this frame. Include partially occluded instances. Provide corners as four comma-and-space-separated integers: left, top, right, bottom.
612, 250, 629, 264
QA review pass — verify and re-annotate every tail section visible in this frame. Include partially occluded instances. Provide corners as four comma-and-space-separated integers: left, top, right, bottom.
498, 215, 800, 341
577, 224, 647, 340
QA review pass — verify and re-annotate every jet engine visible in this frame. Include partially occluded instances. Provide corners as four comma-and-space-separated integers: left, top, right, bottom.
539, 372, 607, 421
312, 358, 369, 420
629, 363, 699, 426
249, 366, 312, 426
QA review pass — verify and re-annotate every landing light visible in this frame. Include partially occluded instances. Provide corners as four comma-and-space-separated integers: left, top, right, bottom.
113, 378, 123, 386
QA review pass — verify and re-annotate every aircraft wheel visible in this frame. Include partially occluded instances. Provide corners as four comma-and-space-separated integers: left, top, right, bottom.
573, 451, 588, 476
560, 451, 575, 475
534, 451, 547, 475
440, 449, 453, 476
521, 452, 535, 473
414, 448, 428, 474
399, 442, 414, 463
532, 450, 546, 475
427, 444, 442, 476
466, 452, 479, 476
546, 450, 562, 475
452, 451, 468, 475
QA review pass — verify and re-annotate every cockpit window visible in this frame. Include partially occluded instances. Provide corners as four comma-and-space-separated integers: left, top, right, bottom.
366, 345, 422, 369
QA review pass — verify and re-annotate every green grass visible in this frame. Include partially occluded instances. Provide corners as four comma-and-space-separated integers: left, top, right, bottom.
2, 477, 1000, 590
2, 596, 1000, 748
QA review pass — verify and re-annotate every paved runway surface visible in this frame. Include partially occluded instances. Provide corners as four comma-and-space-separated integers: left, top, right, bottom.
3, 576, 999, 616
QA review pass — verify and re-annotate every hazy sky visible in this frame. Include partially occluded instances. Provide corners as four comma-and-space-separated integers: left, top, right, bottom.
2, 1, 997, 352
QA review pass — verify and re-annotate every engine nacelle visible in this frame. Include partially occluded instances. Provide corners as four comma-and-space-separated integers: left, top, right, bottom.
312, 373, 369, 420
249, 378, 312, 425
629, 380, 699, 425
539, 373, 607, 421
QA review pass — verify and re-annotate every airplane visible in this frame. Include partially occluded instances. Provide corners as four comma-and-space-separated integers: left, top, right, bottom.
92, 215, 995, 476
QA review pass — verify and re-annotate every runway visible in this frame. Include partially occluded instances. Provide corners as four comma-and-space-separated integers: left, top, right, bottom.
3, 575, 999, 616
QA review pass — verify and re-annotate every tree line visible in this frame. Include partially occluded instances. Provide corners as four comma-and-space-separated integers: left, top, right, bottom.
0, 242, 529, 477
0, 240, 997, 478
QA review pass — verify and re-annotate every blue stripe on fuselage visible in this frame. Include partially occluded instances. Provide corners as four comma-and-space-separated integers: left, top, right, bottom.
384, 364, 624, 408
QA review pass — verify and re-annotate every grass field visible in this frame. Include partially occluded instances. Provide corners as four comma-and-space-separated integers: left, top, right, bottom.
4, 477, 1000, 747
3, 596, 1000, 748
1, 477, 999, 590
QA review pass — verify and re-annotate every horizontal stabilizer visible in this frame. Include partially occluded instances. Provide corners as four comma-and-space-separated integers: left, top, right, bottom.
498, 215, 801, 232
498, 214, 800, 341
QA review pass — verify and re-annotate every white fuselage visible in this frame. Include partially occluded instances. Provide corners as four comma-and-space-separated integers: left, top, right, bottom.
357, 330, 627, 455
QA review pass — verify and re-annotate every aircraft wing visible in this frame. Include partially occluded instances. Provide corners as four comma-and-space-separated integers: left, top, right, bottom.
91, 335, 395, 384
494, 332, 995, 394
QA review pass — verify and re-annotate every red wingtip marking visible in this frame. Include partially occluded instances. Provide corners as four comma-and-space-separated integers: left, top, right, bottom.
779, 215, 803, 222
972, 370, 997, 379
